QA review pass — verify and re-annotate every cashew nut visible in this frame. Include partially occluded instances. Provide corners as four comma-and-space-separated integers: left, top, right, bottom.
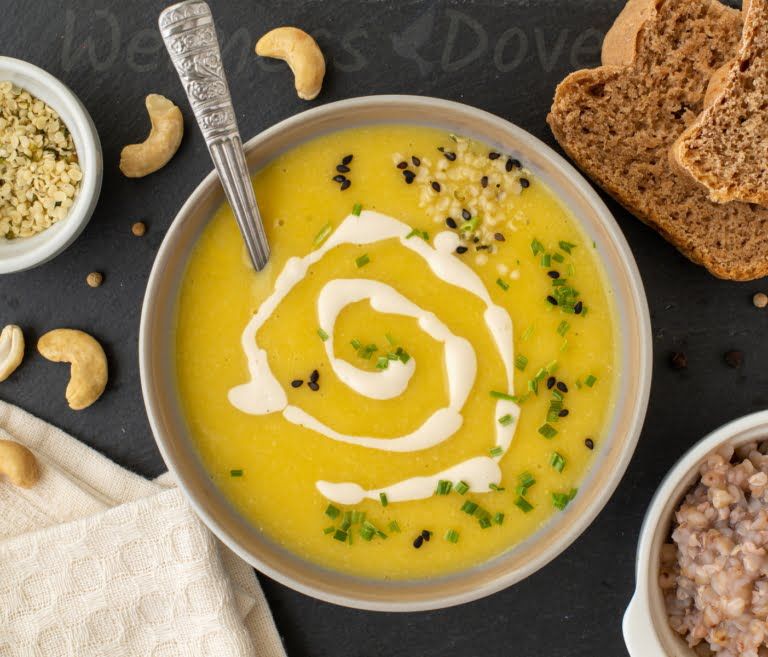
119, 94, 184, 178
0, 439, 39, 488
37, 329, 108, 410
0, 325, 24, 382
255, 27, 325, 100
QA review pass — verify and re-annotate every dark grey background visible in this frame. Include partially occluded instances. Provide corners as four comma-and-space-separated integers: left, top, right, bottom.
0, 1, 758, 655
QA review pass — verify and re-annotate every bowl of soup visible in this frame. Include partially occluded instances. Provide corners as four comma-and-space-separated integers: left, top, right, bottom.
139, 95, 652, 610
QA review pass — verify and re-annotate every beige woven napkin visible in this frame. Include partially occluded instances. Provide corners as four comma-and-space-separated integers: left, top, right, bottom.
0, 399, 286, 657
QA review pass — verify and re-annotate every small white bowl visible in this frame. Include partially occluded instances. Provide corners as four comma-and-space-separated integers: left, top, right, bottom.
0, 56, 102, 273
624, 410, 768, 656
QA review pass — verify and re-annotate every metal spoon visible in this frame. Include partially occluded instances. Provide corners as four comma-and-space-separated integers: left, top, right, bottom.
159, 0, 270, 270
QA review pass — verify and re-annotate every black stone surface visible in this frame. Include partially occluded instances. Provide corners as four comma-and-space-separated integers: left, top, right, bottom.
0, 1, 759, 656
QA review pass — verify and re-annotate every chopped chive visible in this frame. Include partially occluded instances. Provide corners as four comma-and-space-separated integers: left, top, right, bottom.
497, 414, 515, 427
534, 367, 547, 382
521, 325, 534, 341
313, 222, 333, 245
376, 529, 388, 540
489, 483, 505, 492
350, 338, 362, 350
490, 390, 516, 401
395, 347, 411, 364
528, 379, 538, 395
540, 253, 552, 268
552, 252, 565, 263
515, 354, 528, 371
550, 452, 566, 473
323, 526, 335, 534
552, 488, 577, 510
546, 360, 559, 374
575, 378, 583, 389
359, 344, 378, 359
496, 278, 509, 291
360, 525, 375, 541
559, 240, 576, 253
493, 512, 505, 525
317, 327, 329, 341
355, 254, 370, 268
490, 446, 504, 457
352, 203, 362, 216
585, 374, 598, 387
341, 511, 352, 529
406, 228, 429, 241
552, 389, 564, 401
455, 480, 470, 495
436, 479, 453, 495
567, 264, 575, 277
547, 399, 564, 422
515, 496, 534, 513
538, 423, 558, 439
461, 500, 478, 515
385, 332, 397, 345
388, 520, 401, 533
531, 239, 545, 256
379, 492, 389, 507
519, 472, 536, 488
351, 510, 366, 524
376, 356, 389, 370
386, 351, 399, 361
445, 529, 460, 543
560, 339, 569, 352
325, 504, 341, 519
333, 529, 348, 542
229, 469, 244, 478
460, 216, 479, 232
478, 516, 492, 529
557, 321, 570, 336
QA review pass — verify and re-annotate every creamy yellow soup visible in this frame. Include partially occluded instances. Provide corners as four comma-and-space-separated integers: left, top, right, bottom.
175, 125, 617, 580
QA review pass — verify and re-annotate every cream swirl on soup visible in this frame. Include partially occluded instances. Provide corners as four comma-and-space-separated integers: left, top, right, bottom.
229, 210, 519, 504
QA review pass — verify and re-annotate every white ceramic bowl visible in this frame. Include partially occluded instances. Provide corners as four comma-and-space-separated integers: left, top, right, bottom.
624, 410, 768, 655
140, 95, 652, 610
0, 56, 102, 273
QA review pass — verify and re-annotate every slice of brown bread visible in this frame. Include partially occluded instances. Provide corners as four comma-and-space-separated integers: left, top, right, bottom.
671, 0, 768, 206
548, 0, 768, 281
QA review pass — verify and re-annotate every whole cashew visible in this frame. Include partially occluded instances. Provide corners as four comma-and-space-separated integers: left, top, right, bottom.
0, 325, 24, 382
119, 94, 184, 178
0, 439, 39, 488
37, 329, 108, 410
255, 27, 325, 100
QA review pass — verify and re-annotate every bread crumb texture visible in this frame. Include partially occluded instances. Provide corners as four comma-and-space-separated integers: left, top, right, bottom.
548, 0, 768, 281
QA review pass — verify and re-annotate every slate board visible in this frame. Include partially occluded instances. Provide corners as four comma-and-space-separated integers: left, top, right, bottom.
0, 1, 757, 656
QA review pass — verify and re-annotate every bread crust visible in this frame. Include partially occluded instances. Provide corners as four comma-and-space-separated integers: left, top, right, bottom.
547, 0, 768, 281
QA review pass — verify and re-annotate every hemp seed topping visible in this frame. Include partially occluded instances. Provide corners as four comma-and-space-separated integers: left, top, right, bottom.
0, 82, 82, 239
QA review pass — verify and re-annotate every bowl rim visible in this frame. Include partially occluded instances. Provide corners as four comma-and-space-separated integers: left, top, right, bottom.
0, 56, 102, 273
624, 410, 768, 656
140, 94, 652, 610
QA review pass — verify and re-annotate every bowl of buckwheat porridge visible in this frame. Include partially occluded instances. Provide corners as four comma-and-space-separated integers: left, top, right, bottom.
0, 56, 102, 273
624, 411, 768, 657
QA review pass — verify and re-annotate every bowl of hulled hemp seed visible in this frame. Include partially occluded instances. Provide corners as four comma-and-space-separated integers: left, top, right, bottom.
0, 56, 102, 273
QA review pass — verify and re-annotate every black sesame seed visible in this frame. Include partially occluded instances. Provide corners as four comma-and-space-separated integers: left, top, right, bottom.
546, 376, 556, 389
556, 381, 568, 393
340, 179, 351, 190
291, 379, 303, 388
332, 174, 346, 183
421, 529, 431, 541
461, 209, 471, 221
446, 217, 457, 229
342, 154, 353, 165
494, 232, 505, 242
520, 177, 530, 188
488, 151, 500, 160
444, 151, 456, 161
403, 169, 416, 181
310, 369, 319, 383
431, 181, 441, 192
559, 409, 570, 417
547, 295, 558, 306
413, 535, 424, 549
456, 246, 468, 254
585, 438, 595, 450
505, 158, 514, 172
573, 301, 583, 314
437, 146, 445, 152
548, 270, 560, 279
472, 236, 480, 243
336, 164, 350, 173
510, 158, 522, 169
476, 244, 490, 251
411, 155, 421, 166
308, 381, 320, 391
397, 161, 408, 169
481, 175, 489, 188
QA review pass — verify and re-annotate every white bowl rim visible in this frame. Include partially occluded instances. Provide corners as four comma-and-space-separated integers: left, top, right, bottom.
624, 410, 768, 655
0, 56, 102, 273
140, 94, 653, 611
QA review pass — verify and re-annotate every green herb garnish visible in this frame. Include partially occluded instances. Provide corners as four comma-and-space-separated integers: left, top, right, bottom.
352, 203, 362, 216
552, 252, 565, 263
323, 526, 335, 535
559, 240, 576, 254
461, 500, 478, 515
317, 327, 329, 341
350, 338, 362, 350
313, 222, 333, 245
379, 492, 389, 507
230, 469, 244, 477
355, 254, 370, 268
515, 354, 528, 371
497, 414, 515, 427
333, 529, 348, 542
325, 504, 341, 519
550, 452, 566, 473
406, 228, 429, 240
490, 390, 516, 401
541, 253, 551, 268
515, 496, 534, 513
538, 423, 558, 439
388, 520, 401, 533
445, 529, 460, 543
493, 512, 505, 525
531, 239, 545, 256
489, 446, 504, 457
435, 480, 453, 495
557, 321, 570, 337
585, 374, 598, 387
496, 278, 509, 291
552, 488, 578, 510
455, 481, 470, 495
376, 356, 390, 370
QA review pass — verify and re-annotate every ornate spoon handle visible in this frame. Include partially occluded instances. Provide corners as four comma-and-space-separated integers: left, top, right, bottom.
159, 0, 270, 270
